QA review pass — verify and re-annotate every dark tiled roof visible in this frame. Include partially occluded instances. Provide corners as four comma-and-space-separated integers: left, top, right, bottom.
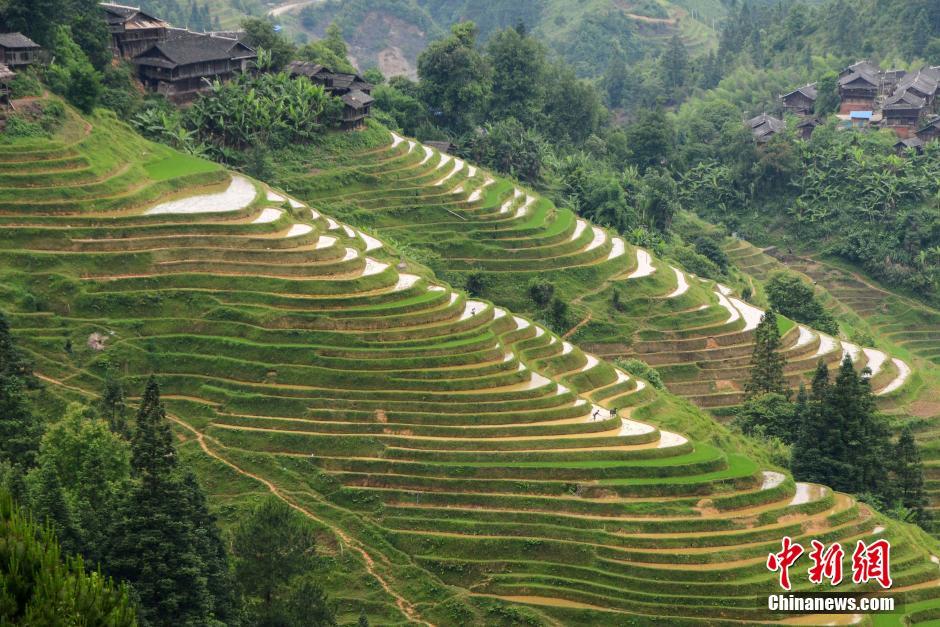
783, 83, 817, 100
287, 60, 328, 78
747, 113, 784, 130
99, 3, 139, 20
895, 137, 924, 149
796, 117, 821, 128
897, 71, 938, 97
0, 32, 41, 49
342, 89, 374, 108
425, 141, 454, 154
884, 90, 926, 109
917, 116, 940, 132
839, 71, 878, 88
845, 60, 881, 76
134, 30, 255, 67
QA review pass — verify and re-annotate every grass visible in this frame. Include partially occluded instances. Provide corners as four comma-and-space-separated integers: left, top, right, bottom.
144, 153, 221, 181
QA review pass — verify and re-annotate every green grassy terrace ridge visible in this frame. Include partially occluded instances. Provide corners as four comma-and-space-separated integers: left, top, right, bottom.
277, 126, 913, 419
2, 102, 940, 624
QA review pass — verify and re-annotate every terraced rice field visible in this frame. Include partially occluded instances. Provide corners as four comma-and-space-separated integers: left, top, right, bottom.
4, 104, 940, 624
282, 130, 910, 415
726, 241, 940, 537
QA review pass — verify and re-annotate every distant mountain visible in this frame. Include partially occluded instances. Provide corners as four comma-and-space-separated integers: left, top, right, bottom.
271, 0, 726, 78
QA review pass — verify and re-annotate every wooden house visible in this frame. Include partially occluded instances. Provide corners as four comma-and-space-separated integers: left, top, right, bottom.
896, 69, 939, 111
287, 61, 374, 128
0, 33, 41, 69
0, 64, 14, 106
100, 3, 169, 59
780, 84, 817, 116
746, 113, 784, 143
425, 140, 454, 154
894, 137, 924, 155
796, 117, 821, 140
838, 71, 879, 113
882, 69, 907, 93
839, 60, 881, 80
132, 29, 256, 103
883, 90, 926, 136
915, 116, 940, 144
340, 89, 374, 129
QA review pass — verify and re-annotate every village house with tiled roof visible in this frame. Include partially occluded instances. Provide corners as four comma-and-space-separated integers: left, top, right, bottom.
287, 60, 374, 129
132, 28, 256, 102
0, 33, 41, 69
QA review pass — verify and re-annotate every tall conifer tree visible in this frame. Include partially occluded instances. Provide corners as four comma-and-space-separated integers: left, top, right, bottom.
744, 310, 788, 398
105, 376, 213, 625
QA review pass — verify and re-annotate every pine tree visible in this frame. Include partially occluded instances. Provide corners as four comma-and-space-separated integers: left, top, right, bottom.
0, 313, 42, 469
660, 34, 689, 95
892, 426, 929, 527
233, 497, 334, 625
105, 376, 213, 626
744, 310, 788, 398
792, 356, 891, 495
99, 367, 130, 438
358, 609, 370, 627
27, 457, 82, 555
181, 469, 238, 623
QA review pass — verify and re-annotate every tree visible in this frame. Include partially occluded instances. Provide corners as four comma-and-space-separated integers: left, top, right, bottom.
624, 108, 675, 171
32, 402, 131, 567
0, 490, 136, 625
733, 392, 797, 443
26, 457, 82, 555
660, 34, 689, 99
639, 169, 678, 232
417, 22, 491, 133
105, 377, 215, 625
814, 71, 840, 115
603, 54, 628, 108
241, 17, 297, 71
744, 310, 788, 398
528, 278, 555, 308
181, 470, 238, 624
45, 25, 102, 113
765, 272, 838, 335
232, 497, 336, 625
891, 426, 929, 527
99, 367, 130, 437
792, 356, 891, 496
461, 117, 548, 182
0, 313, 41, 470
542, 67, 605, 145
485, 26, 547, 127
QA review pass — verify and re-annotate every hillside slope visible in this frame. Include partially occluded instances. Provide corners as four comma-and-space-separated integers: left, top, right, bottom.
3, 103, 940, 624
278, 0, 721, 78
279, 127, 913, 416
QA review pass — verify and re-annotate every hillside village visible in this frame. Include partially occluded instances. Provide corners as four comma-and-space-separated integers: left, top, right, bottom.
749, 59, 940, 151
0, 3, 374, 126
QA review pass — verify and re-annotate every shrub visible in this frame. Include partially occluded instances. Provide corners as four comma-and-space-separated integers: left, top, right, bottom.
692, 236, 729, 270
8, 70, 42, 99
615, 358, 664, 390
732, 392, 797, 443
2, 116, 47, 140
527, 278, 555, 308
765, 272, 838, 335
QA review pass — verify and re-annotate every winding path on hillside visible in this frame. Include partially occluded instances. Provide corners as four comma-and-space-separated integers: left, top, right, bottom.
266, 0, 321, 17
